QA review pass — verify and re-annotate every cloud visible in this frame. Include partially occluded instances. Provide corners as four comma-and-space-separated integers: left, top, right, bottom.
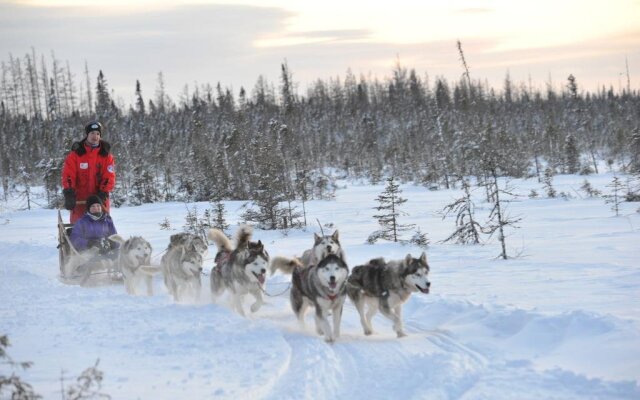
284, 29, 371, 42
453, 8, 494, 15
0, 2, 293, 98
1, 1, 636, 102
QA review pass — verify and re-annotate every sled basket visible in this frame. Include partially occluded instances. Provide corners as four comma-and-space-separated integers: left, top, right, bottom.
57, 209, 122, 286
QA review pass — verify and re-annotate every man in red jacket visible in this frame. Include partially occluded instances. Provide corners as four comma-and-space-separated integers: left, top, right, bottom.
62, 121, 116, 224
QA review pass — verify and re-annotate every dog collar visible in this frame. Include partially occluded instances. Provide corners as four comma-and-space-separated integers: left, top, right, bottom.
326, 293, 337, 301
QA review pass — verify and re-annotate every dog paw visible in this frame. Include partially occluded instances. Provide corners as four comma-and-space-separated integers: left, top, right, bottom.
364, 329, 373, 336
250, 303, 262, 313
397, 331, 407, 338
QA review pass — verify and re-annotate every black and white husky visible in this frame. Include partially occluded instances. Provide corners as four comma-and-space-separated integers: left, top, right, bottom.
288, 254, 349, 343
161, 243, 203, 302
208, 225, 269, 316
110, 235, 156, 296
299, 230, 346, 268
347, 253, 430, 338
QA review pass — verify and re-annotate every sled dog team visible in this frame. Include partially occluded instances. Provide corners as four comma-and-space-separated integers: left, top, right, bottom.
109, 225, 431, 342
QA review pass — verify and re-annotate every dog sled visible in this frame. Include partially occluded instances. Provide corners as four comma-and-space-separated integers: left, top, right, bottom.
57, 209, 123, 286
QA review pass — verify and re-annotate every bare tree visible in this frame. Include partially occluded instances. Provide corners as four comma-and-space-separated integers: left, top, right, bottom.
482, 168, 522, 260
441, 178, 483, 244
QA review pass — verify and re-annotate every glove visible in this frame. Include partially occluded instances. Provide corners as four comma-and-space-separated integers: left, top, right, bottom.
89, 238, 111, 254
98, 238, 112, 255
97, 191, 108, 203
63, 189, 76, 210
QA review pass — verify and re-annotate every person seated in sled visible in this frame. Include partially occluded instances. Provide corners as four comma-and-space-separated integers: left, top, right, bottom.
69, 195, 119, 258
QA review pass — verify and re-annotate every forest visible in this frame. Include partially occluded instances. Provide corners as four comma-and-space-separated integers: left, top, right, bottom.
1, 50, 639, 226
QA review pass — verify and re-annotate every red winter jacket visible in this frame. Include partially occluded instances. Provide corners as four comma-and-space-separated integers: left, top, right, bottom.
62, 140, 115, 223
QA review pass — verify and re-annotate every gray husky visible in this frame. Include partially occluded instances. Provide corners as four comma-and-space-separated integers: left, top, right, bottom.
167, 232, 208, 257
110, 235, 156, 296
208, 225, 269, 316
289, 254, 349, 343
299, 230, 345, 268
268, 230, 345, 276
347, 253, 430, 338
161, 244, 203, 302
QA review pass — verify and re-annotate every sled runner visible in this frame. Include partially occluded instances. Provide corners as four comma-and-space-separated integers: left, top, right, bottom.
57, 209, 122, 286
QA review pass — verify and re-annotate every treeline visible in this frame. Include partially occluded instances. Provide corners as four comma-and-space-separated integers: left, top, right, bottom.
1, 51, 639, 217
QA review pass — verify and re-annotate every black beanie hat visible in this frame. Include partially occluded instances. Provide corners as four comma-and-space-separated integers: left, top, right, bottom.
86, 195, 103, 210
84, 121, 103, 135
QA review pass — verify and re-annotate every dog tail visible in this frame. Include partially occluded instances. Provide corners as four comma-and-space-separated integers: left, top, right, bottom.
234, 224, 253, 250
139, 265, 163, 276
270, 256, 302, 276
207, 229, 233, 253
108, 234, 125, 244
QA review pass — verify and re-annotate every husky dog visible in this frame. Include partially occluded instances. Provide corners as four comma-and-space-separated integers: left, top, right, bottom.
63, 247, 107, 284
347, 253, 430, 338
289, 254, 349, 343
299, 230, 345, 268
161, 244, 203, 302
110, 235, 156, 296
208, 225, 270, 316
167, 232, 208, 256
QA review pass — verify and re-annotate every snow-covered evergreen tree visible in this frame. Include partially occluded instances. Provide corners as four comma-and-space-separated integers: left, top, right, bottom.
543, 167, 557, 198
630, 127, 640, 173
242, 127, 297, 230
604, 175, 624, 216
580, 179, 601, 197
368, 177, 414, 243
409, 228, 430, 249
564, 134, 579, 174
95, 70, 113, 120
211, 199, 229, 232
134, 80, 145, 115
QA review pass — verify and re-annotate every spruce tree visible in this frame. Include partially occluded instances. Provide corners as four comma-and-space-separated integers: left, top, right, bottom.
630, 127, 640, 173
211, 199, 229, 232
95, 70, 112, 120
566, 74, 578, 99
604, 175, 624, 216
135, 80, 145, 115
241, 128, 295, 230
294, 168, 311, 227
409, 228, 430, 249
543, 167, 557, 198
580, 179, 601, 197
36, 157, 61, 208
564, 134, 579, 174
368, 177, 414, 243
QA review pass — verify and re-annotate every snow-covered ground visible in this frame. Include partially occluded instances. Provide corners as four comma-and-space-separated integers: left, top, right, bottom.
1, 172, 639, 399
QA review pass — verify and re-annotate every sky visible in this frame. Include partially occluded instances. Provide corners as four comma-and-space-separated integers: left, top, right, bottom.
1, 0, 639, 104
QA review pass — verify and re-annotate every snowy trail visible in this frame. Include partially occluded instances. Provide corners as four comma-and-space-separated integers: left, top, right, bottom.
2, 241, 639, 399
258, 290, 639, 400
